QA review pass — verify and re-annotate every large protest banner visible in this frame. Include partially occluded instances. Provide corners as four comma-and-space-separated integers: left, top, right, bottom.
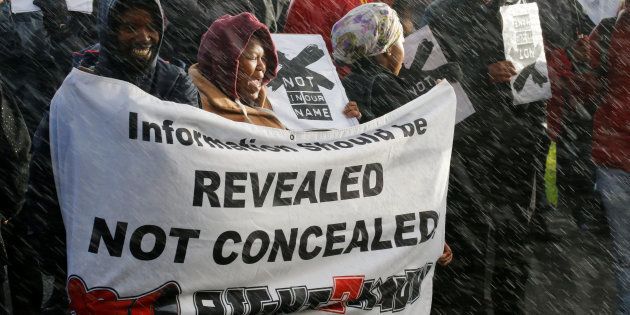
401, 26, 475, 123
51, 69, 455, 314
501, 2, 552, 105
267, 34, 358, 131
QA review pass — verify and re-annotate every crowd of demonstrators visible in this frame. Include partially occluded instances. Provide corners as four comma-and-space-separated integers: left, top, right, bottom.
0, 0, 628, 313
589, 1, 630, 312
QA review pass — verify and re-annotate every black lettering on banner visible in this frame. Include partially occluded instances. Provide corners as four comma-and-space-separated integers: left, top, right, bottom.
169, 228, 200, 263
378, 275, 408, 312
348, 279, 378, 310
323, 223, 346, 257
251, 172, 276, 207
176, 128, 194, 146
242, 230, 270, 264
414, 118, 427, 135
88, 217, 127, 257
268, 228, 298, 262
224, 172, 247, 208
363, 163, 384, 197
393, 123, 415, 137
193, 130, 203, 146
274, 172, 298, 206
193, 171, 221, 207
162, 120, 174, 144
213, 231, 241, 265
129, 112, 138, 139
319, 169, 339, 202
195, 290, 224, 315
142, 121, 162, 143
406, 266, 428, 303
344, 220, 369, 254
340, 165, 362, 200
276, 286, 308, 313
225, 288, 247, 315
299, 226, 323, 260
245, 287, 279, 314
296, 143, 321, 152
419, 211, 439, 243
371, 218, 393, 251
129, 225, 167, 261
395, 213, 418, 247
304, 288, 332, 310
374, 129, 395, 141
293, 171, 317, 205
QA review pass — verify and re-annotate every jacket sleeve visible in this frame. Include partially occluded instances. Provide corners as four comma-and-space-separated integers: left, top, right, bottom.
171, 73, 201, 108
0, 81, 31, 219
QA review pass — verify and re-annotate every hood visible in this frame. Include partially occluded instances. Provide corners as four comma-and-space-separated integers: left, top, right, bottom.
97, 0, 165, 80
197, 12, 278, 101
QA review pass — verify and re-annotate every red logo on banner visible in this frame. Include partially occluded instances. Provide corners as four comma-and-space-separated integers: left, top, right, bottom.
67, 275, 181, 315
320, 276, 365, 314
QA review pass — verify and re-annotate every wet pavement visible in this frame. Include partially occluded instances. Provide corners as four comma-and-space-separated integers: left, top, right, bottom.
524, 208, 616, 314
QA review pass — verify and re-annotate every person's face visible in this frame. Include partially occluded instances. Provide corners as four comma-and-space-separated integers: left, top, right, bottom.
116, 8, 159, 68
237, 37, 267, 105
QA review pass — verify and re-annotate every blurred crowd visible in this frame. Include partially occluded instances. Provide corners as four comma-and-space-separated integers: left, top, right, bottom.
0, 0, 628, 314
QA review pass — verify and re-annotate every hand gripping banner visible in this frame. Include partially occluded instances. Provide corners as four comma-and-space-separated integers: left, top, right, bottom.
50, 69, 456, 314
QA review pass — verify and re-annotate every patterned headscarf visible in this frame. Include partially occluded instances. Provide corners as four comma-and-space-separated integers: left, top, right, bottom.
331, 3, 404, 65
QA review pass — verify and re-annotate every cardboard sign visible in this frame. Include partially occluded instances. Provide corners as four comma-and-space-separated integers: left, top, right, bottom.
501, 2, 552, 105
267, 34, 358, 131
402, 26, 475, 123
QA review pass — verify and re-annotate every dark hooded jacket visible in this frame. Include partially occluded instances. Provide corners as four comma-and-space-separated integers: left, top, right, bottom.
23, 0, 200, 302
0, 77, 30, 220
190, 12, 284, 128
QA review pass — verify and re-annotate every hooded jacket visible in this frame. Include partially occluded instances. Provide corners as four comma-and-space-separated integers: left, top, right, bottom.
192, 12, 284, 129
23, 0, 200, 306
73, 0, 199, 105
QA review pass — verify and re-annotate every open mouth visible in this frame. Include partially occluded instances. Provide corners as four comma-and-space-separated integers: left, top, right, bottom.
131, 46, 152, 59
247, 78, 263, 92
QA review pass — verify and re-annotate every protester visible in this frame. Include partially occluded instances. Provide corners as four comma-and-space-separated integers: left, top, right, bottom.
190, 12, 285, 128
24, 0, 200, 311
589, 2, 630, 312
0, 75, 37, 314
542, 0, 600, 231
191, 12, 361, 128
332, 2, 461, 123
332, 3, 454, 266
424, 0, 548, 313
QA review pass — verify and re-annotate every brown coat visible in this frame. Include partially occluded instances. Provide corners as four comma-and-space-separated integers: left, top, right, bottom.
189, 64, 285, 129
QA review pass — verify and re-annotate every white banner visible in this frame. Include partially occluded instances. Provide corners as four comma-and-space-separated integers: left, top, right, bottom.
267, 34, 358, 131
51, 69, 455, 314
576, 0, 621, 25
501, 2, 551, 105
402, 26, 475, 123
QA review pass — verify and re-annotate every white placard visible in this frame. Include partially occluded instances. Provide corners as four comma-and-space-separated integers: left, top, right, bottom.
51, 68, 456, 314
10, 0, 40, 13
66, 0, 93, 13
576, 0, 621, 25
267, 34, 358, 131
501, 2, 552, 105
402, 26, 475, 123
